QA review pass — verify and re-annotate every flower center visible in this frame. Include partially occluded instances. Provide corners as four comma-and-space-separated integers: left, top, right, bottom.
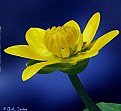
44, 26, 83, 58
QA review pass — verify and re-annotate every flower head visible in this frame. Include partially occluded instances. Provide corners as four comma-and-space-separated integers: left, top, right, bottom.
4, 12, 119, 81
44, 24, 83, 58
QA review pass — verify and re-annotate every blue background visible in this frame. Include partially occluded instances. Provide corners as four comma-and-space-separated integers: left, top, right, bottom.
1, 0, 121, 111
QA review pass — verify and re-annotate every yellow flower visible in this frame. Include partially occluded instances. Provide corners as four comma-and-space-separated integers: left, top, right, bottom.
4, 12, 119, 81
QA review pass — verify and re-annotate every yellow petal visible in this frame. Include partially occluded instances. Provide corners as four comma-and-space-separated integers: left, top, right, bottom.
4, 45, 46, 61
61, 49, 70, 58
70, 50, 99, 63
70, 30, 119, 63
61, 34, 69, 50
26, 28, 55, 60
22, 60, 60, 81
64, 26, 78, 50
64, 20, 81, 33
83, 12, 100, 46
47, 37, 54, 51
89, 30, 119, 51
52, 43, 61, 57
26, 28, 46, 49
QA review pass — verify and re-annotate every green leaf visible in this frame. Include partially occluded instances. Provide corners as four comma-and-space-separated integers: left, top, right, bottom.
83, 102, 121, 111
26, 59, 89, 75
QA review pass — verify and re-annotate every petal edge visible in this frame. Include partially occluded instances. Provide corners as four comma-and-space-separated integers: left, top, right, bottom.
83, 12, 100, 46
90, 30, 119, 51
4, 45, 46, 61
22, 60, 60, 81
64, 20, 81, 33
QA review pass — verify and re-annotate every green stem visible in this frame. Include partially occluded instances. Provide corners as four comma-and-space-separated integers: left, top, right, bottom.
68, 74, 101, 111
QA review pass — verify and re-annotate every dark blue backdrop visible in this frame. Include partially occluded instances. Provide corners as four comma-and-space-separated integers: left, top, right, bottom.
1, 0, 121, 111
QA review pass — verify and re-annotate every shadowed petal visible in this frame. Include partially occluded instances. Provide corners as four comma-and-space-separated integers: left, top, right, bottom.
83, 12, 100, 46
22, 60, 60, 81
75, 34, 83, 52
70, 51, 98, 63
4, 45, 46, 61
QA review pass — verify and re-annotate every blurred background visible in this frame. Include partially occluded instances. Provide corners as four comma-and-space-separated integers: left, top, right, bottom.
0, 0, 121, 111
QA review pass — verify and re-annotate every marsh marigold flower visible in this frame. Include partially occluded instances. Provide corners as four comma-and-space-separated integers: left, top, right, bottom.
4, 12, 119, 81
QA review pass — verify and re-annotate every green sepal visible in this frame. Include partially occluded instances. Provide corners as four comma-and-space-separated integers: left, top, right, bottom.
83, 102, 121, 111
60, 59, 89, 75
26, 59, 89, 75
